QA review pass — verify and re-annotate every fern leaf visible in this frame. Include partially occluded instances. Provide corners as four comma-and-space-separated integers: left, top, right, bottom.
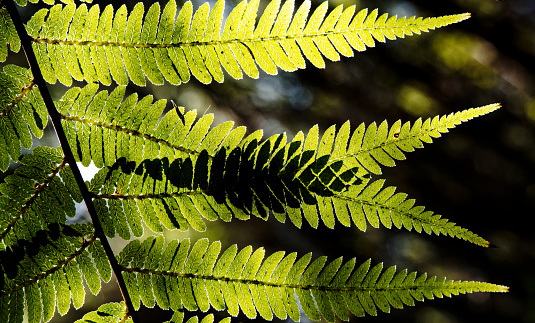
0, 65, 47, 171
28, 0, 470, 86
0, 147, 77, 245
78, 98, 496, 246
74, 302, 132, 323
328, 103, 502, 175
119, 238, 508, 322
0, 223, 111, 323
333, 179, 491, 246
0, 147, 114, 321
88, 132, 361, 237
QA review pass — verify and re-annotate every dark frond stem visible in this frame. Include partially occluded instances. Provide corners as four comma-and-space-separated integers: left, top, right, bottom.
4, 2, 140, 322
119, 265, 490, 293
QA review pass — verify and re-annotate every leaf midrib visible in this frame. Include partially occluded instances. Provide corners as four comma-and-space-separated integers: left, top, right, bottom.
29, 18, 456, 48
120, 265, 484, 293
0, 79, 36, 118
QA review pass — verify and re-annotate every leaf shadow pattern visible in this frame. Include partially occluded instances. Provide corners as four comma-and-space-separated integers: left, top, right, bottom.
92, 136, 365, 237
0, 223, 85, 292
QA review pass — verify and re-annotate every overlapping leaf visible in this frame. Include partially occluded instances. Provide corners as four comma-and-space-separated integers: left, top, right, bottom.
0, 147, 112, 323
27, 0, 470, 86
57, 85, 500, 180
118, 237, 508, 322
79, 97, 496, 246
0, 146, 82, 247
0, 223, 112, 323
87, 133, 363, 238
0, 65, 48, 171
56, 85, 500, 178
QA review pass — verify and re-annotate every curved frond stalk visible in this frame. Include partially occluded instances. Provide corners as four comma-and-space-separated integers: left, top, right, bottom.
74, 302, 132, 323
28, 0, 470, 86
0, 65, 48, 171
118, 237, 508, 322
0, 6, 21, 61
0, 223, 112, 323
0, 147, 83, 246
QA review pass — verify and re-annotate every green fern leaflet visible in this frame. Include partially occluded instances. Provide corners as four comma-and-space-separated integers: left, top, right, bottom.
28, 0, 470, 86
117, 236, 508, 322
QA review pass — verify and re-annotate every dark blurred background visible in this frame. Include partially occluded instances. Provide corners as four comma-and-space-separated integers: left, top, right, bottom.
5, 0, 535, 322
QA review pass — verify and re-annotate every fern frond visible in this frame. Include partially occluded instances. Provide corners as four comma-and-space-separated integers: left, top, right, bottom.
57, 85, 239, 168
332, 103, 501, 175
57, 85, 499, 178
0, 6, 21, 61
88, 132, 365, 238
0, 65, 47, 171
118, 237, 508, 322
0, 147, 83, 246
0, 148, 112, 322
74, 302, 132, 323
0, 223, 112, 323
332, 179, 490, 246
82, 101, 495, 246
28, 0, 470, 86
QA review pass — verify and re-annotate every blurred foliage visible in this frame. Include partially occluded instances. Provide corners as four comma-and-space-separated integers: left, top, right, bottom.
3, 0, 534, 322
